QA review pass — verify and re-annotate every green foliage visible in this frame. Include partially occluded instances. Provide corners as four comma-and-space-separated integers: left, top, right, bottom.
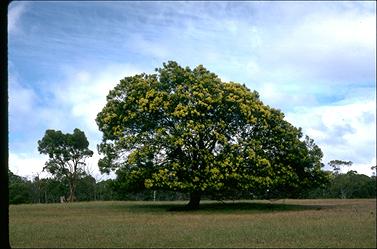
32, 177, 68, 203
38, 128, 93, 202
305, 170, 376, 199
95, 179, 117, 200
75, 174, 96, 201
328, 171, 376, 198
8, 170, 32, 204
96, 61, 328, 206
9, 169, 118, 204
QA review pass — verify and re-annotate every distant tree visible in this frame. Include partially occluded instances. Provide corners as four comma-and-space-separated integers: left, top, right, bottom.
306, 169, 376, 199
8, 170, 32, 204
371, 165, 376, 177
95, 179, 117, 201
33, 175, 97, 203
38, 128, 93, 202
330, 170, 376, 198
32, 173, 42, 203
329, 160, 352, 175
76, 174, 96, 201
96, 61, 328, 209
32, 177, 68, 203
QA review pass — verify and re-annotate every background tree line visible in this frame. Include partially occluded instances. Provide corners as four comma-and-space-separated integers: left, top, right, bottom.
305, 169, 376, 199
8, 169, 190, 204
9, 170, 105, 204
9, 166, 376, 205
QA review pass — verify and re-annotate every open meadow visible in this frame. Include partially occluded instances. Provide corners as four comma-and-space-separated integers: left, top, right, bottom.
9, 199, 376, 248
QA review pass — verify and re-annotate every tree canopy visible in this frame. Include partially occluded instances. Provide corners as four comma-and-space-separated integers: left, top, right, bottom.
38, 128, 93, 202
96, 61, 328, 209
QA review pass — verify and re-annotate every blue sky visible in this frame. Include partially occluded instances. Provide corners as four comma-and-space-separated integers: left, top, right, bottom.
8, 1, 376, 179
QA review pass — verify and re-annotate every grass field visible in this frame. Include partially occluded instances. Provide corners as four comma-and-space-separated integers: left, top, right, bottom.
9, 199, 376, 248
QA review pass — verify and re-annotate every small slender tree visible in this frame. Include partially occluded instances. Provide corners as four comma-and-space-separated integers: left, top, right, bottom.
328, 160, 353, 175
371, 165, 376, 177
38, 128, 93, 202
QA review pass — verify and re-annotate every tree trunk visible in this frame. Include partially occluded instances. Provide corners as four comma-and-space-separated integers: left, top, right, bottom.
67, 182, 76, 202
187, 191, 201, 210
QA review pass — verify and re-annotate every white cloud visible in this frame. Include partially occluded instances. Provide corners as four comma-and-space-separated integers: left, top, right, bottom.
285, 98, 376, 175
8, 1, 28, 34
8, 70, 72, 147
310, 9, 375, 48
9, 152, 50, 180
9, 151, 114, 182
9, 62, 147, 179
52, 63, 146, 135
253, 5, 376, 85
83, 152, 116, 181
257, 83, 318, 110
8, 74, 36, 117
128, 34, 170, 60
343, 157, 376, 176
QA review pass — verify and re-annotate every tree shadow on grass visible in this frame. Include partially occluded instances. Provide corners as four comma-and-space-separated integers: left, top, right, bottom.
125, 201, 329, 213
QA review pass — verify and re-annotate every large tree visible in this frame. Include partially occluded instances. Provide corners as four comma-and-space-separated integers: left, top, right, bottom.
38, 128, 93, 202
96, 61, 328, 209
